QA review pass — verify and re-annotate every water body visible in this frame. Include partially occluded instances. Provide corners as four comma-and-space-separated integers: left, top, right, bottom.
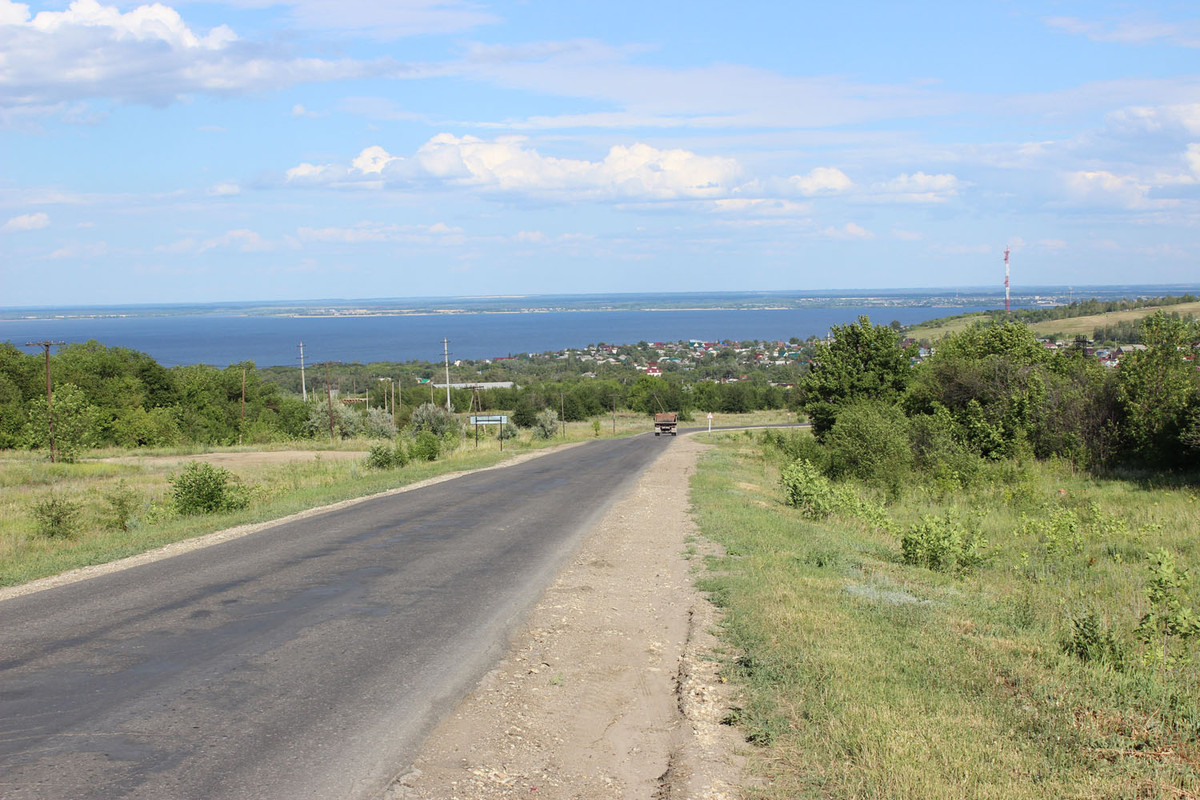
0, 306, 987, 367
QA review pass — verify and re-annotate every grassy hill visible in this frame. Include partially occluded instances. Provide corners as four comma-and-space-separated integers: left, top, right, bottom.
907, 300, 1200, 342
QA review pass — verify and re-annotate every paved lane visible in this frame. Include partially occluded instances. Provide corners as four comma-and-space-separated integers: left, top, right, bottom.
0, 435, 674, 799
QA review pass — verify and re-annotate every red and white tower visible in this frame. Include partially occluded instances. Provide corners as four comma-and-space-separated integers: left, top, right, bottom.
1003, 246, 1011, 313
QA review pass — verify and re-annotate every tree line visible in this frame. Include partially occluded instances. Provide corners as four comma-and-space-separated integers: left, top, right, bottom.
797, 311, 1200, 484
0, 339, 800, 460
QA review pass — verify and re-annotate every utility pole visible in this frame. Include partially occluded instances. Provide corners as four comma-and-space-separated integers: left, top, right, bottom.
325, 363, 335, 441
298, 341, 307, 402
443, 338, 451, 410
26, 341, 65, 463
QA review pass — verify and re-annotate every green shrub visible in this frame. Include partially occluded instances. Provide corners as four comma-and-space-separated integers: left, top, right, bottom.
101, 480, 141, 531
533, 408, 559, 440
171, 461, 250, 515
31, 493, 83, 538
780, 459, 839, 519
825, 399, 911, 500
900, 509, 987, 573
1063, 612, 1128, 669
410, 430, 441, 461
410, 402, 459, 438
365, 442, 398, 470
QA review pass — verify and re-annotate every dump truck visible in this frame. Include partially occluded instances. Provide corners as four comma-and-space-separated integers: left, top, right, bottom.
653, 412, 678, 436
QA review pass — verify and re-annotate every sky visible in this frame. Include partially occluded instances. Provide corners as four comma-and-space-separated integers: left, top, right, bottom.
1, 0, 1199, 306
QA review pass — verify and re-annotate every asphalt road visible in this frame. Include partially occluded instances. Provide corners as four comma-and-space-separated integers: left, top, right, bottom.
0, 434, 674, 800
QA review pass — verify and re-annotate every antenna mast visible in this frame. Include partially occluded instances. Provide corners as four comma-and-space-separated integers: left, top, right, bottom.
1003, 246, 1011, 313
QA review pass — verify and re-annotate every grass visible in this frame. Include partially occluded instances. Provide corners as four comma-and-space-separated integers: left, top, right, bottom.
906, 301, 1200, 344
0, 409, 789, 588
1028, 301, 1200, 340
689, 431, 1200, 799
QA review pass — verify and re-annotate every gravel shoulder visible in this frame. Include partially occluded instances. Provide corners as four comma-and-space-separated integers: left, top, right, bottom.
385, 434, 745, 800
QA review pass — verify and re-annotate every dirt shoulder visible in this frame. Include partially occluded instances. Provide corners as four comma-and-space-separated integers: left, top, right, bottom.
385, 434, 745, 800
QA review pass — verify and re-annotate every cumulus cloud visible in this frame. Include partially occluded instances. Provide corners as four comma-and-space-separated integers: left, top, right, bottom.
788, 167, 853, 196
1, 211, 49, 231
287, 134, 742, 200
0, 0, 397, 111
1063, 170, 1152, 208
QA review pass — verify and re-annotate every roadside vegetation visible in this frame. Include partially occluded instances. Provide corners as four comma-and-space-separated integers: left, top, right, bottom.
0, 408, 786, 588
689, 309, 1200, 798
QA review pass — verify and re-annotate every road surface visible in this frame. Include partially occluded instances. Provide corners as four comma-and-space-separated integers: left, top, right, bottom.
0, 434, 674, 799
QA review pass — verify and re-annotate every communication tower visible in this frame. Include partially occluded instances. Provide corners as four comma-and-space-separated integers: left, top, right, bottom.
1003, 246, 1011, 313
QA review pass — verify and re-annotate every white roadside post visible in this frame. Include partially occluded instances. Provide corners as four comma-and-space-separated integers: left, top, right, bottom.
707, 412, 713, 433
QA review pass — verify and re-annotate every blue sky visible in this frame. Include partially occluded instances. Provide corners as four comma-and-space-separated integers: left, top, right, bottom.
1, 0, 1199, 306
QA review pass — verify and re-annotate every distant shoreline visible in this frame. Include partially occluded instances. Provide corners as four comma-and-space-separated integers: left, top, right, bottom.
5, 284, 1196, 323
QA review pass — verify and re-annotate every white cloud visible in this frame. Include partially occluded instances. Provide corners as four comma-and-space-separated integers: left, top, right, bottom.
1, 211, 49, 231
1045, 16, 1200, 48
712, 198, 812, 216
866, 172, 961, 203
0, 0, 397, 111
296, 222, 464, 244
158, 228, 280, 253
208, 182, 241, 196
49, 240, 108, 259
1187, 144, 1200, 178
1063, 170, 1151, 208
287, 134, 743, 200
788, 167, 853, 196
821, 222, 874, 240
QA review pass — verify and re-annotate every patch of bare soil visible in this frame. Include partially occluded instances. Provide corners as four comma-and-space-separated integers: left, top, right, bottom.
384, 435, 745, 800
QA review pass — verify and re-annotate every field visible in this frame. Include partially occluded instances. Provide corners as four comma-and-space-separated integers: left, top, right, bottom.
907, 300, 1200, 343
689, 430, 1200, 799
1028, 301, 1200, 339
0, 410, 790, 589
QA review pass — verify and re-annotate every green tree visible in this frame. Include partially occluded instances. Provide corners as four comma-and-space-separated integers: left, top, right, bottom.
799, 316, 912, 438
1115, 312, 1200, 467
23, 383, 99, 462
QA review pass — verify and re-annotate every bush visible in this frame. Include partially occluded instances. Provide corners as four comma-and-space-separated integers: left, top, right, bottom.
410, 430, 441, 461
533, 408, 559, 440
900, 509, 987, 573
31, 493, 82, 538
363, 407, 397, 439
780, 459, 839, 519
365, 442, 399, 470
498, 421, 520, 441
101, 480, 141, 531
1063, 612, 1128, 669
171, 461, 250, 515
305, 400, 363, 439
512, 399, 538, 429
410, 402, 458, 438
825, 399, 911, 500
